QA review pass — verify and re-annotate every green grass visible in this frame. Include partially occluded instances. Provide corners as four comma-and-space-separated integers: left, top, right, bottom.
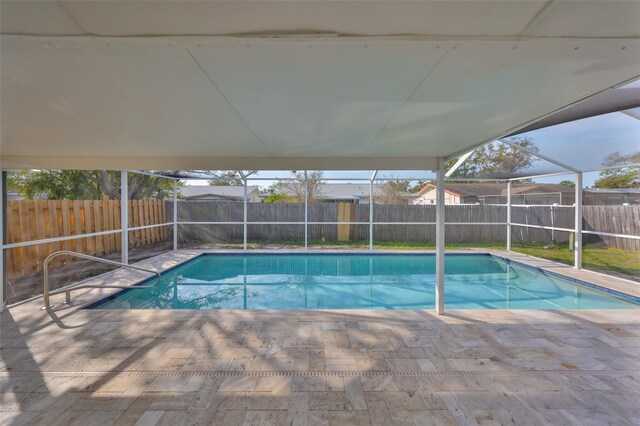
513, 243, 640, 280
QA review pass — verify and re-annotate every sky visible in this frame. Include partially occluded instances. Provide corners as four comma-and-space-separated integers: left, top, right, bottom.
186, 109, 639, 189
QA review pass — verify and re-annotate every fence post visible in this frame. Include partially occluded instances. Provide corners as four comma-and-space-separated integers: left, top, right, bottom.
121, 171, 128, 265
435, 158, 445, 315
506, 180, 511, 251
173, 179, 178, 251
575, 172, 583, 269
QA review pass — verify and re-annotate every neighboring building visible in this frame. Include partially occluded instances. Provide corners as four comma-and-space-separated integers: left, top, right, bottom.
583, 188, 640, 205
316, 183, 377, 204
413, 183, 576, 205
180, 185, 261, 202
6, 191, 24, 200
413, 183, 640, 205
481, 184, 577, 205
269, 183, 416, 204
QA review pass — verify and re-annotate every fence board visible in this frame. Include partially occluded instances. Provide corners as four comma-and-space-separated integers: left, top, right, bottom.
6, 199, 167, 278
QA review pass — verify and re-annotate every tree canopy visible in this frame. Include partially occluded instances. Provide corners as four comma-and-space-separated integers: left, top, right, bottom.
8, 170, 175, 200
446, 137, 539, 179
594, 151, 640, 189
208, 170, 244, 186
263, 171, 325, 203
376, 180, 410, 204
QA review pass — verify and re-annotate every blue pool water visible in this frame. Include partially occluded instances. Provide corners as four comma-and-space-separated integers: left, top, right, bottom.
90, 254, 639, 310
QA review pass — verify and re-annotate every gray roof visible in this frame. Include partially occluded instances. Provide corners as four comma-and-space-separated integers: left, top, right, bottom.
280, 183, 413, 199
6, 191, 24, 200
510, 184, 577, 195
274, 183, 415, 200
318, 183, 380, 199
180, 185, 259, 199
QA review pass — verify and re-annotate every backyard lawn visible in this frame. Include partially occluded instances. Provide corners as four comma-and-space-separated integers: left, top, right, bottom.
513, 243, 640, 281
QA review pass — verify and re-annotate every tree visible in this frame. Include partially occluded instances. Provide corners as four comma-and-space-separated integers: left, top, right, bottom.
8, 170, 175, 200
262, 192, 291, 204
265, 171, 325, 203
594, 151, 640, 189
447, 137, 539, 179
443, 158, 476, 180
407, 180, 427, 193
376, 179, 410, 205
8, 170, 102, 200
559, 180, 575, 187
208, 170, 244, 186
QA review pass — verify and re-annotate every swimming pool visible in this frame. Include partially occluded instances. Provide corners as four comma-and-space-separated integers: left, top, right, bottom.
89, 254, 640, 310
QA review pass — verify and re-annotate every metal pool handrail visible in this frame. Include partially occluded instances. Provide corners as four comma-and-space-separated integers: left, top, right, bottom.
42, 250, 162, 310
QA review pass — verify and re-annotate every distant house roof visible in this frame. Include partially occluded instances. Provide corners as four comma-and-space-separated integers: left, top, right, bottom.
416, 183, 576, 197
180, 185, 259, 200
277, 183, 414, 200
318, 183, 381, 199
6, 191, 24, 200
509, 184, 576, 196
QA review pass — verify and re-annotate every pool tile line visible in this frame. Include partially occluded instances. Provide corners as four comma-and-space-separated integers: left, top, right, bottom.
2, 369, 638, 379
491, 254, 640, 304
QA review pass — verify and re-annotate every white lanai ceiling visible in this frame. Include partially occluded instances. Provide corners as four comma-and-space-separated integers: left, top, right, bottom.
1, 1, 639, 170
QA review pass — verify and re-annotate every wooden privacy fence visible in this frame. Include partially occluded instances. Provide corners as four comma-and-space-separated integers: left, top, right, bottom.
510, 205, 640, 251
583, 205, 640, 251
176, 201, 640, 250
6, 199, 167, 277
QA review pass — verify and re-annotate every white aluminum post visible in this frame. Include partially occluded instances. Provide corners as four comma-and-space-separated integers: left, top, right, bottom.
369, 180, 374, 251
173, 179, 178, 250
121, 171, 129, 265
369, 171, 377, 251
575, 172, 583, 269
0, 171, 4, 312
304, 171, 308, 250
243, 176, 248, 251
435, 158, 446, 315
506, 180, 512, 251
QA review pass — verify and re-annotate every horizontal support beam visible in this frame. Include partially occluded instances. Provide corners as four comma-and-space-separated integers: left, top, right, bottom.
509, 171, 574, 181
3, 221, 174, 250
128, 222, 174, 232
5, 222, 637, 250
513, 223, 640, 240
1, 156, 439, 172
2, 229, 121, 249
510, 223, 575, 233
582, 230, 640, 240
130, 170, 179, 180
176, 221, 509, 226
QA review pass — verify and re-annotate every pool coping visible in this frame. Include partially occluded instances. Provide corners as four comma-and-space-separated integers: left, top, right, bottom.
84, 251, 640, 309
